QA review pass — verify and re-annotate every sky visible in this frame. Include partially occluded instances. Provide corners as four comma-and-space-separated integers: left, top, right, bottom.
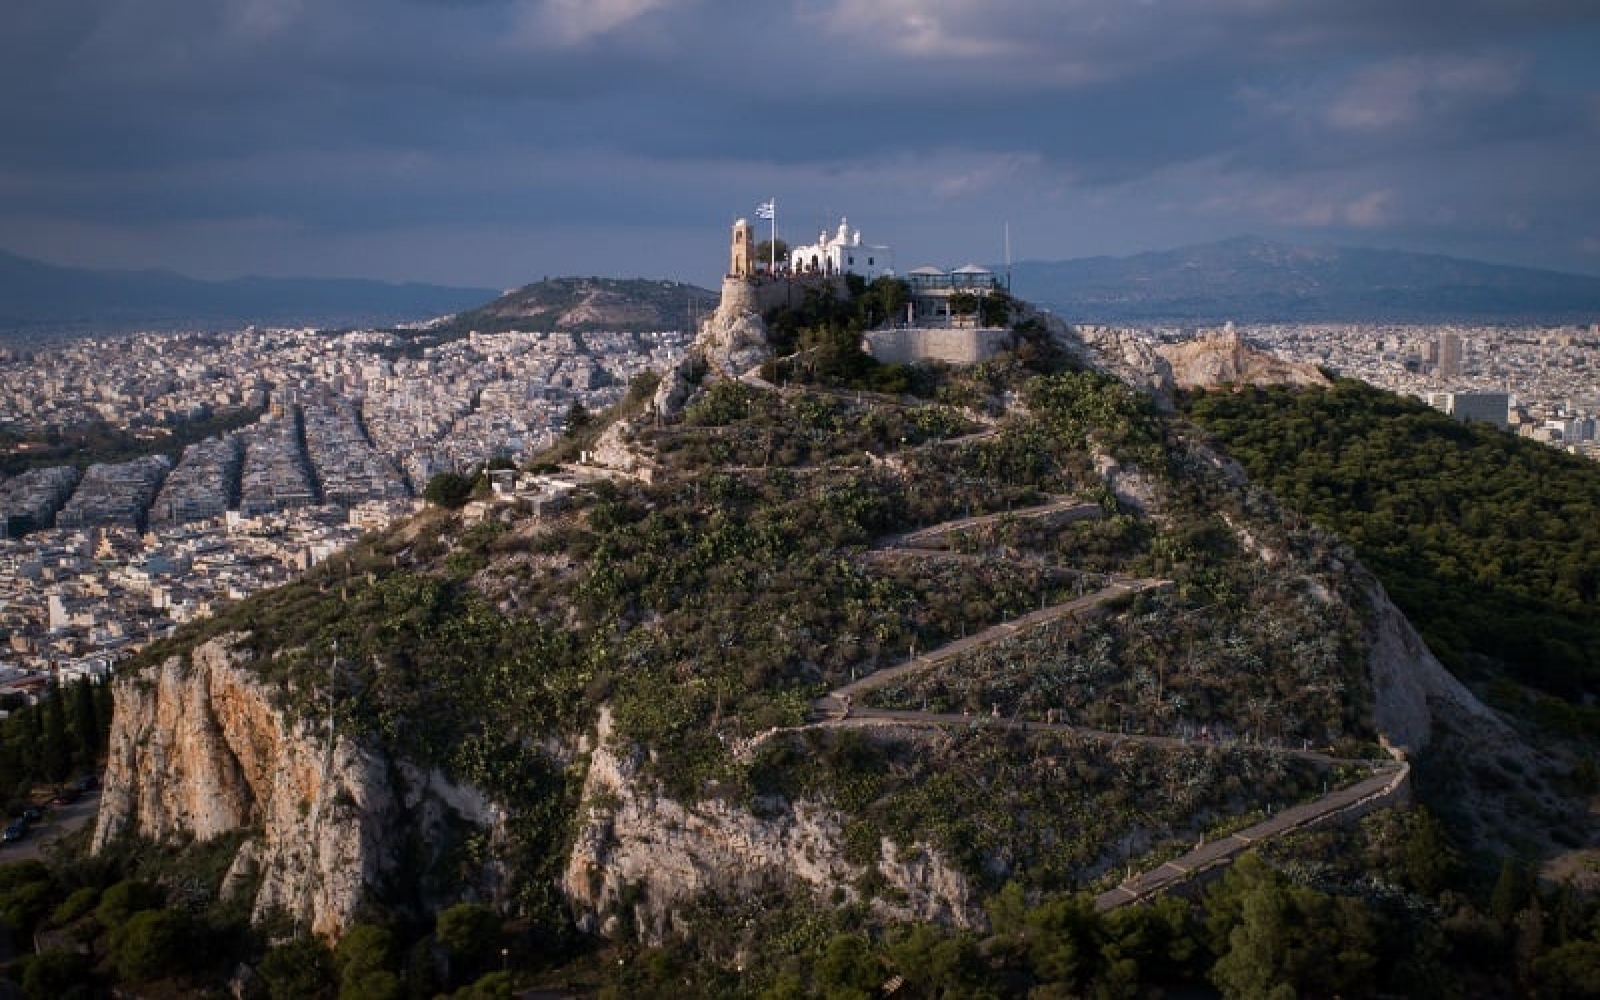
3, 1, 1599, 290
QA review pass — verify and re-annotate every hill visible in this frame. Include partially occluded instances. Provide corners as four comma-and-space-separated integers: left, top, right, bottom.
1187, 378, 1600, 847
7, 291, 1596, 996
0, 249, 498, 341
1010, 236, 1600, 324
430, 275, 718, 339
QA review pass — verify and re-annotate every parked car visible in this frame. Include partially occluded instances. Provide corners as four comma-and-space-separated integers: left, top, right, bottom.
20, 807, 42, 824
3, 821, 26, 843
50, 787, 80, 806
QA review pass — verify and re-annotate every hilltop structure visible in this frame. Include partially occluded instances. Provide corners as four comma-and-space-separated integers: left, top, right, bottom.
715, 213, 1016, 366
788, 217, 895, 280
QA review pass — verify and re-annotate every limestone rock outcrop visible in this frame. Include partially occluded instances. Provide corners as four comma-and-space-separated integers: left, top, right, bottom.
698, 298, 773, 377
586, 417, 660, 482
1157, 328, 1329, 390
93, 637, 502, 940
1360, 573, 1509, 755
1069, 325, 1178, 400
563, 711, 979, 945
1069, 324, 1328, 398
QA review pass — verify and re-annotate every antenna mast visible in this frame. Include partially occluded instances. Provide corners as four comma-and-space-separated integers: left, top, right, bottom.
1004, 223, 1012, 293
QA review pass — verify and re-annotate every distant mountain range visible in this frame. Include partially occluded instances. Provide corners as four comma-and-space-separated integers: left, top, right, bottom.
1008, 237, 1600, 325
9, 237, 1599, 342
0, 250, 498, 342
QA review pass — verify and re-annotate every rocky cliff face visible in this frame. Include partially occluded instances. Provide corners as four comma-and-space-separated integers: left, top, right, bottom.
1069, 325, 1328, 398
563, 711, 979, 945
1155, 328, 1328, 390
1360, 572, 1507, 755
699, 288, 774, 378
93, 637, 503, 939
92, 638, 976, 947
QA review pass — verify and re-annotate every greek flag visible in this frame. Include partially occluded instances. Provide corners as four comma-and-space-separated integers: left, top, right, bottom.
756, 200, 775, 220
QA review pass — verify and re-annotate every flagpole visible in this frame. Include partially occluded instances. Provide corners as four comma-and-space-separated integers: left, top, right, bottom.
769, 198, 777, 274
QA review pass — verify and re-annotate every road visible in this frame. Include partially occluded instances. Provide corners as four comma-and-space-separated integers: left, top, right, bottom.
0, 791, 99, 865
886, 498, 1104, 548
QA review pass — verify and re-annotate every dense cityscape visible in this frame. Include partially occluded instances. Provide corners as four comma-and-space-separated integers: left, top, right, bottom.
0, 324, 690, 699
1239, 322, 1600, 458
0, 317, 1595, 705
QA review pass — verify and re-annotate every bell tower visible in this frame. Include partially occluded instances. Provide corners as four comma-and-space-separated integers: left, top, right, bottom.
730, 218, 754, 279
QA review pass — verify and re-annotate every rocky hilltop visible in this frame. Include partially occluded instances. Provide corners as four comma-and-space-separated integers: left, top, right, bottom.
85, 281, 1584, 995
1072, 324, 1328, 401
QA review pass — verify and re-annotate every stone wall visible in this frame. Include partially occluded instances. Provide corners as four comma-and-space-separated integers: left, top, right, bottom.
716, 274, 848, 324
864, 327, 1013, 366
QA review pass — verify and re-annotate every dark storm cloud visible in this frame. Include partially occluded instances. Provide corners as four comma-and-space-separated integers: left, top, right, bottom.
2, 0, 1598, 284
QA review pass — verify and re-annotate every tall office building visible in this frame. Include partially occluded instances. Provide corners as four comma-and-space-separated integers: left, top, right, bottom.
1438, 332, 1463, 378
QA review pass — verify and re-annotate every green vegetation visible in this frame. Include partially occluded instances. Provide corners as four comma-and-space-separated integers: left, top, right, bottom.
566, 806, 1600, 998
752, 726, 1330, 897
0, 857, 526, 997
423, 277, 716, 344
1188, 379, 1600, 725
756, 275, 1025, 392
753, 238, 789, 267
423, 470, 475, 509
864, 580, 1368, 750
0, 403, 262, 476
0, 678, 111, 798
16, 289, 1600, 995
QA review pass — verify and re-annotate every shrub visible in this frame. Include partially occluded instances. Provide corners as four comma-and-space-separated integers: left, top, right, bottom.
424, 472, 475, 509
109, 908, 192, 982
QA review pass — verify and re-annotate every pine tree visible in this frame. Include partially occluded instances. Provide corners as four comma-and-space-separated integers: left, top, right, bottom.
71, 679, 99, 769
42, 681, 71, 784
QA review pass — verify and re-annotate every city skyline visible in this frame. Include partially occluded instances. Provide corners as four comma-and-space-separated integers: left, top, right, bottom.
3, 2, 1600, 289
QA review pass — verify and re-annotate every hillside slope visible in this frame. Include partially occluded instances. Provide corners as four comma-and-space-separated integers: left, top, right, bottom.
79, 304, 1595, 995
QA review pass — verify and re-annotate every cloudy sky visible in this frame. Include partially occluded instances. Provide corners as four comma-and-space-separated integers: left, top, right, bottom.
4, 1, 1599, 289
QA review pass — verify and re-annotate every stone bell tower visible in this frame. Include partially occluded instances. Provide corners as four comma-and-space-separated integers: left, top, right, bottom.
729, 218, 754, 279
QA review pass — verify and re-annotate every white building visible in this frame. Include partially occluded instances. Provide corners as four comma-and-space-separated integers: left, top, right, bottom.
788, 218, 895, 281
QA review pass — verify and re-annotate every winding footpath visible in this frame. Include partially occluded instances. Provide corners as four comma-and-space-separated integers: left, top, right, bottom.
1091, 761, 1406, 912
817, 574, 1167, 714
884, 497, 1104, 549
738, 496, 1410, 911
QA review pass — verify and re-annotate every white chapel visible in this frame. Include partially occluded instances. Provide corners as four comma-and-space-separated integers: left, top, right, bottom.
788, 218, 895, 281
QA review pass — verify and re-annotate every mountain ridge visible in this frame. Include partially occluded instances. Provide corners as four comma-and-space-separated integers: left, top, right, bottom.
0, 249, 499, 340
1008, 236, 1600, 324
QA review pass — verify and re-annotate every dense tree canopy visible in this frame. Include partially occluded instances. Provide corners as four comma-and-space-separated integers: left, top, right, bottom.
1189, 379, 1600, 718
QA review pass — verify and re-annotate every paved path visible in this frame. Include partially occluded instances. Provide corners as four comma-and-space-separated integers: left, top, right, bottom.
1092, 761, 1408, 911
819, 576, 1168, 709
886, 498, 1103, 548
